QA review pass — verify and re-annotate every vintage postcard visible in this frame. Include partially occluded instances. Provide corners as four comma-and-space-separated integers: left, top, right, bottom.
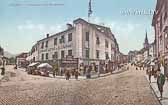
0, 0, 168, 105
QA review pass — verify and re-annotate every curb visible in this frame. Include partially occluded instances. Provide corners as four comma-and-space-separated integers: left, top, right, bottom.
144, 76, 162, 105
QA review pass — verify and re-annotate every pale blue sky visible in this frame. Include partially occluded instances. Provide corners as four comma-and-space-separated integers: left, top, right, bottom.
0, 0, 157, 54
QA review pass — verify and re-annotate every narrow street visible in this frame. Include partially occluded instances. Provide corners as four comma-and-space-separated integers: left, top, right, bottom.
0, 65, 160, 105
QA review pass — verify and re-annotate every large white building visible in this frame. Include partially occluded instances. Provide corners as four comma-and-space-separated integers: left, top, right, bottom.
27, 18, 119, 66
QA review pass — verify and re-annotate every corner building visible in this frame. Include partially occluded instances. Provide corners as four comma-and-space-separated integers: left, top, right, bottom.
27, 18, 119, 67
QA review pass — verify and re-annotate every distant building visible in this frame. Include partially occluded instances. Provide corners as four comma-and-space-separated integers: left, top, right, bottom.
0, 46, 4, 57
128, 50, 138, 62
148, 42, 155, 58
134, 31, 156, 64
0, 46, 4, 66
27, 18, 120, 68
16, 53, 28, 68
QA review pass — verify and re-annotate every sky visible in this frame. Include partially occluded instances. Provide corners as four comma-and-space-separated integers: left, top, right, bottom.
0, 0, 157, 55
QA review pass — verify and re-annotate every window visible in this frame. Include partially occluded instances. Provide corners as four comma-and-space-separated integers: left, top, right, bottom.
105, 40, 108, 48
86, 32, 89, 41
41, 54, 44, 60
45, 41, 48, 48
105, 52, 109, 60
68, 50, 72, 56
85, 49, 89, 58
33, 57, 35, 62
60, 35, 65, 44
164, 12, 167, 22
61, 50, 65, 58
61, 35, 65, 43
96, 37, 100, 45
96, 50, 99, 59
53, 52, 58, 59
46, 53, 48, 60
160, 15, 162, 31
54, 38, 57, 45
41, 42, 44, 49
68, 33, 72, 42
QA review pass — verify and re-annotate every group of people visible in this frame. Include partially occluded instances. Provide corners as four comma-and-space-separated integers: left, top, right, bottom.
51, 62, 118, 80
147, 65, 166, 99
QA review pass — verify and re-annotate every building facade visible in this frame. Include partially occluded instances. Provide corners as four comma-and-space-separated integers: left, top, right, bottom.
16, 53, 28, 68
133, 30, 156, 66
128, 50, 138, 63
149, 42, 155, 58
27, 18, 119, 67
152, 0, 168, 64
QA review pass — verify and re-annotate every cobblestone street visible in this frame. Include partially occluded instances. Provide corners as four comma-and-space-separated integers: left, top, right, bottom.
0, 65, 160, 105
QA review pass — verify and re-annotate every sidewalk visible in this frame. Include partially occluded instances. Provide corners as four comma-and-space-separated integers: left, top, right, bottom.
145, 75, 168, 105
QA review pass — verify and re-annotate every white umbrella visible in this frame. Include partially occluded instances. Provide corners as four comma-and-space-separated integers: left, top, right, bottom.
28, 62, 40, 67
150, 62, 155, 66
37, 63, 53, 69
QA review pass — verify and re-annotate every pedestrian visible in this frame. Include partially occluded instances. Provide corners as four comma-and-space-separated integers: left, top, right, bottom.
127, 66, 129, 70
75, 69, 79, 80
97, 65, 100, 77
157, 69, 166, 99
65, 69, 68, 80
60, 67, 63, 76
65, 69, 71, 80
136, 66, 138, 70
83, 66, 86, 75
148, 67, 152, 83
86, 65, 91, 79
1, 67, 5, 75
53, 63, 58, 78
53, 69, 56, 78
152, 66, 154, 76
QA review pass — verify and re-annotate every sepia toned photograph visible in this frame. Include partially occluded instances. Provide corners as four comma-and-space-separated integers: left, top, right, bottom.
0, 0, 168, 105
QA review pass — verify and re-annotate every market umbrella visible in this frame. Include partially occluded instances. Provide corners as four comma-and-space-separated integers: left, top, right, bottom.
28, 62, 40, 67
150, 62, 155, 66
37, 63, 53, 69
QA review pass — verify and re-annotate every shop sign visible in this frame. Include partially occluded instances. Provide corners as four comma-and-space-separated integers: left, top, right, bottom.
40, 43, 72, 53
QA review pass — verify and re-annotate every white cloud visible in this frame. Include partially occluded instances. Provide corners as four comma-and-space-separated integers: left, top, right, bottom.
16, 18, 155, 54
90, 17, 155, 54
17, 20, 65, 34
37, 24, 45, 31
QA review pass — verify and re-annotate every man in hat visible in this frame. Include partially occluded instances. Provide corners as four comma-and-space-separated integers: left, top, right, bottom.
157, 69, 166, 99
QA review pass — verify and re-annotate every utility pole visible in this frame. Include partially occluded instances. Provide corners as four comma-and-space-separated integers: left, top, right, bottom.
87, 0, 93, 66
88, 0, 92, 22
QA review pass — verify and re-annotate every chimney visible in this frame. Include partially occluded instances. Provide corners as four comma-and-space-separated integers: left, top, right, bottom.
67, 23, 72, 29
46, 34, 49, 38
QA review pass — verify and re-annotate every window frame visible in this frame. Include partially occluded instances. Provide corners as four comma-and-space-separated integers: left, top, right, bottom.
68, 33, 72, 42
